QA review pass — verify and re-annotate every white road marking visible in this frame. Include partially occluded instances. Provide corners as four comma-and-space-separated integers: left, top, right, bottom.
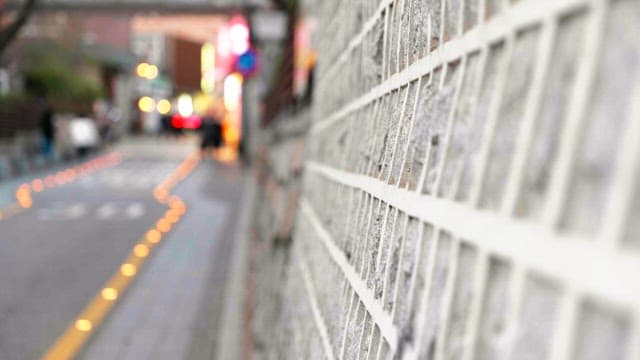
67, 203, 88, 219
37, 203, 88, 221
125, 203, 145, 220
97, 203, 118, 220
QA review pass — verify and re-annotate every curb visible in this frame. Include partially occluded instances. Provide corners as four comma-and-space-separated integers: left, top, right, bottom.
215, 172, 256, 360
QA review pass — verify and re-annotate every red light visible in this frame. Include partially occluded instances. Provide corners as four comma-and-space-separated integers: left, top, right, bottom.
171, 115, 184, 129
183, 115, 202, 129
171, 115, 201, 129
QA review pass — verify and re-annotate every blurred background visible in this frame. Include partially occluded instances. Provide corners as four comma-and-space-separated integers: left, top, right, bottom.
2, 0, 640, 359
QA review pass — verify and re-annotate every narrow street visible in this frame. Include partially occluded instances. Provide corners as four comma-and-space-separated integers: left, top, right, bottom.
0, 138, 248, 359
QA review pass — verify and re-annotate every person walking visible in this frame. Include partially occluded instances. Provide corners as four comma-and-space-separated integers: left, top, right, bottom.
39, 102, 55, 160
199, 109, 223, 159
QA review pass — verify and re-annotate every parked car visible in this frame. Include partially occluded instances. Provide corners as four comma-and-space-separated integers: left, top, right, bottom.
68, 116, 100, 156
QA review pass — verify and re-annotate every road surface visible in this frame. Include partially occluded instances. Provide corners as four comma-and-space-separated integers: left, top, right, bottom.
0, 138, 248, 359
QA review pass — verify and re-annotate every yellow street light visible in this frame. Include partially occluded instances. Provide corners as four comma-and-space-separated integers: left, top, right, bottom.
138, 96, 155, 113
136, 63, 150, 78
157, 99, 171, 115
136, 62, 159, 80
146, 64, 159, 80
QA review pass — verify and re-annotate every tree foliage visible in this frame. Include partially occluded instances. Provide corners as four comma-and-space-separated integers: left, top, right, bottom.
23, 51, 104, 105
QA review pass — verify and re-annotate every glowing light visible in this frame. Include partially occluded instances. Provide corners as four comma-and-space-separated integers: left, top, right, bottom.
136, 63, 150, 77
138, 96, 155, 113
120, 263, 137, 277
146, 64, 159, 80
75, 319, 92, 332
170, 200, 186, 210
165, 210, 181, 224
229, 17, 250, 55
224, 73, 243, 111
217, 26, 231, 58
101, 288, 118, 301
45, 176, 56, 187
157, 99, 171, 115
146, 229, 162, 244
156, 219, 171, 233
177, 94, 193, 117
133, 244, 149, 258
31, 179, 44, 192
136, 62, 159, 80
201, 43, 216, 93
16, 185, 32, 208
154, 187, 168, 200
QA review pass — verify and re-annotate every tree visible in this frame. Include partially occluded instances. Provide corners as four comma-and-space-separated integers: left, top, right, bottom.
0, 0, 38, 56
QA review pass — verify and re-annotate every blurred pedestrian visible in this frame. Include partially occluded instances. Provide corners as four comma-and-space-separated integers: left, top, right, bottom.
39, 101, 55, 160
160, 114, 172, 137
199, 109, 223, 159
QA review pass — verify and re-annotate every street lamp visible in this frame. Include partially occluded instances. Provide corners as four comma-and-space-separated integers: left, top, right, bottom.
136, 62, 159, 80
138, 96, 155, 113
157, 99, 171, 115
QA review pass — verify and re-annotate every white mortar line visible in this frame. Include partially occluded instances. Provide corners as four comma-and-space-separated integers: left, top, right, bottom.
357, 102, 374, 174
365, 326, 380, 360
434, 56, 467, 196
627, 312, 640, 360
395, 0, 404, 75
499, 265, 526, 360
339, 188, 366, 358
365, 99, 384, 176
375, 204, 393, 276
307, 162, 640, 309
358, 195, 376, 274
461, 251, 489, 360
301, 199, 400, 353
380, 209, 400, 307
390, 215, 410, 321
340, 290, 356, 358
405, 223, 426, 331
416, 78, 435, 194
468, 34, 514, 208
356, 306, 372, 360
374, 335, 385, 360
404, 228, 443, 359
405, 0, 414, 66
297, 250, 336, 360
501, 17, 557, 216
542, 0, 606, 229
598, 75, 640, 250
385, 86, 411, 183
439, 0, 446, 46
382, 4, 391, 81
396, 77, 423, 188
434, 237, 461, 360
549, 289, 580, 360
312, 0, 589, 135
458, 0, 466, 36
385, 85, 411, 184
364, 199, 385, 282
450, 45, 488, 201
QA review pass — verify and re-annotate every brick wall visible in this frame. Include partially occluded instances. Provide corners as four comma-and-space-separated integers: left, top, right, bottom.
252, 0, 640, 359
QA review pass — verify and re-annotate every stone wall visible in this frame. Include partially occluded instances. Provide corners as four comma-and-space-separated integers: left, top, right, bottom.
252, 0, 640, 359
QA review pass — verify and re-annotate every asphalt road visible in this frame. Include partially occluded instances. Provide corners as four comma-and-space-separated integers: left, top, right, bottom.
0, 139, 246, 359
